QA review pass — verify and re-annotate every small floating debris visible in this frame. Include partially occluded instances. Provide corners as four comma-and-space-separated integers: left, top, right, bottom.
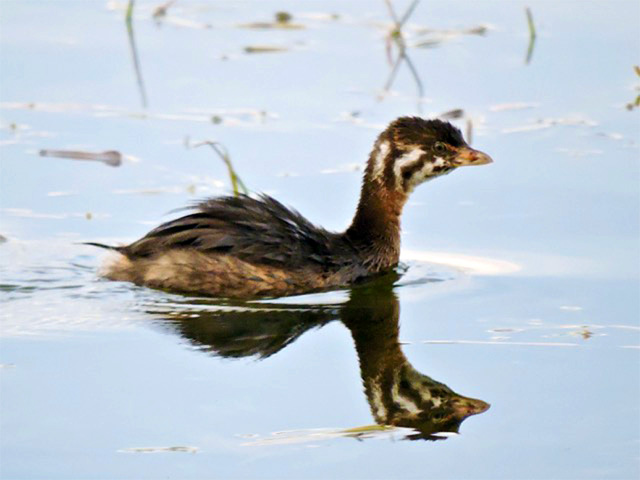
152, 0, 176, 20
238, 11, 305, 30
402, 250, 521, 276
438, 108, 464, 120
320, 163, 362, 174
47, 191, 78, 197
244, 45, 290, 54
489, 102, 540, 112
411, 24, 490, 48
39, 149, 122, 167
240, 425, 414, 446
423, 340, 579, 347
595, 132, 624, 141
1, 208, 110, 220
118, 446, 199, 454
556, 147, 603, 158
501, 115, 598, 134
159, 16, 212, 29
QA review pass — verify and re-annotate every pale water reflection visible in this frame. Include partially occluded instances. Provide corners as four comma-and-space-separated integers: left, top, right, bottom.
1, 1, 639, 479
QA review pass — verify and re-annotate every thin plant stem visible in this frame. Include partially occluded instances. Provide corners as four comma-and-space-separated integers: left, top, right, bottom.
126, 0, 148, 108
194, 141, 248, 196
380, 0, 424, 109
525, 7, 536, 65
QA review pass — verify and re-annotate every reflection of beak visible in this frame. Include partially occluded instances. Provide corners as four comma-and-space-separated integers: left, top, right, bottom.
452, 147, 493, 167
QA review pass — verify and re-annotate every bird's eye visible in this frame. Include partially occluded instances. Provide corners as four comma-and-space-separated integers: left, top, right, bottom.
433, 142, 447, 154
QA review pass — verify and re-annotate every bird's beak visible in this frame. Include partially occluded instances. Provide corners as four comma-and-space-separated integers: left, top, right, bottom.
452, 147, 493, 167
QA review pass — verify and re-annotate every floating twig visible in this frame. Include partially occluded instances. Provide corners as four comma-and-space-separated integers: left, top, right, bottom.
39, 149, 122, 167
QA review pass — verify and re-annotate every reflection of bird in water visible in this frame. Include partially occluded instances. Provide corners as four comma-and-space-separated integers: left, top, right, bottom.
88, 117, 491, 298
150, 276, 489, 440
342, 282, 489, 440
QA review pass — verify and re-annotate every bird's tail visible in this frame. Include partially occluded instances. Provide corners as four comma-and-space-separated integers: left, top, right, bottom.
81, 242, 122, 251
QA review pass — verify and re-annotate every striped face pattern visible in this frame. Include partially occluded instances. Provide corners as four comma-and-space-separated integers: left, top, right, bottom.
366, 363, 490, 434
367, 117, 492, 195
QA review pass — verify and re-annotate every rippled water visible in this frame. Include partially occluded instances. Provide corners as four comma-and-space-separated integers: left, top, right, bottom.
1, 1, 639, 479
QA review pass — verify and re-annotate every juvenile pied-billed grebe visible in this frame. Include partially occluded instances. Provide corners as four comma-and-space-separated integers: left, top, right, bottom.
89, 117, 492, 298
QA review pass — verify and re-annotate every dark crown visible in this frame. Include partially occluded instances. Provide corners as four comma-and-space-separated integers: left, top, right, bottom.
385, 117, 466, 149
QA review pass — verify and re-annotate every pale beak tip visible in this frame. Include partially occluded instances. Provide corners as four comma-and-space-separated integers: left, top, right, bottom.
476, 152, 493, 165
455, 148, 493, 167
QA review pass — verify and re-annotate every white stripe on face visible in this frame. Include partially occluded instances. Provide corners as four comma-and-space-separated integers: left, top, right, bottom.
371, 140, 390, 180
393, 147, 425, 190
403, 156, 449, 192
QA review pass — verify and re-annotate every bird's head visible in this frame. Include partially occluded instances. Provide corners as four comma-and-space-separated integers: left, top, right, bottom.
366, 116, 492, 195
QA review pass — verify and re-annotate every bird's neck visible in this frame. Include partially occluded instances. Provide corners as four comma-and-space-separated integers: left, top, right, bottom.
345, 176, 407, 271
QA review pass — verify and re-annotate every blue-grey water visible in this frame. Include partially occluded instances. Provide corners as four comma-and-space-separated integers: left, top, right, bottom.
1, 1, 639, 479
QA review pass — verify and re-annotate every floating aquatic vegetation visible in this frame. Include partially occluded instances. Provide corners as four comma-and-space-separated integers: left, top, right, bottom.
437, 108, 465, 120
595, 132, 624, 141
125, 0, 148, 108
297, 12, 341, 22
1, 208, 110, 220
46, 191, 78, 197
423, 340, 579, 347
243, 45, 290, 54
334, 111, 386, 130
0, 102, 275, 127
501, 115, 598, 133
380, 0, 424, 108
238, 11, 305, 30
118, 446, 199, 454
411, 24, 489, 48
402, 250, 521, 276
560, 305, 583, 311
320, 163, 362, 174
525, 7, 536, 65
158, 15, 212, 29
489, 102, 540, 112
191, 141, 248, 197
240, 425, 417, 446
555, 147, 603, 158
626, 66, 640, 111
0, 121, 55, 147
39, 149, 122, 167
151, 0, 176, 21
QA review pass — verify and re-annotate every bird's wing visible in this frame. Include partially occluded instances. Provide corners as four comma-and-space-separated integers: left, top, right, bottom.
121, 194, 348, 269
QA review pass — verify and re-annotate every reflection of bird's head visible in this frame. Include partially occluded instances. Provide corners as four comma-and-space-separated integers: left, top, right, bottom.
343, 281, 489, 440
382, 364, 490, 440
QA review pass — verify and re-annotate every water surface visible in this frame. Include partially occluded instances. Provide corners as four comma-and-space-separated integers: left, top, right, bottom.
1, 1, 639, 479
